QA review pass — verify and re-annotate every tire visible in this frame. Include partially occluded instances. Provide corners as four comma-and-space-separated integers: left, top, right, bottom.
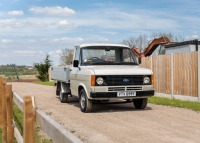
79, 89, 92, 113
133, 98, 148, 109
56, 82, 61, 96
59, 92, 68, 103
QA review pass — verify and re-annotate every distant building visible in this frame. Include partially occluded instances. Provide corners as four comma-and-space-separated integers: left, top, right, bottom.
164, 39, 200, 54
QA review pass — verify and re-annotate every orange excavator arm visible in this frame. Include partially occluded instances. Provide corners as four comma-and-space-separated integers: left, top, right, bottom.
131, 36, 172, 57
143, 36, 171, 56
131, 47, 141, 57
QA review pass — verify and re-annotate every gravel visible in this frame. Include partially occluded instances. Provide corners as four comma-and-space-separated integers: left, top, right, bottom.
12, 82, 200, 143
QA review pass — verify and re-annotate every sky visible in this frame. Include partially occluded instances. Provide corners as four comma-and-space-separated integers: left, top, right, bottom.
0, 0, 200, 66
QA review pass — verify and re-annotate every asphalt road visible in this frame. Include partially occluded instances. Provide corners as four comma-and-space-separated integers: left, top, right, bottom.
12, 82, 200, 143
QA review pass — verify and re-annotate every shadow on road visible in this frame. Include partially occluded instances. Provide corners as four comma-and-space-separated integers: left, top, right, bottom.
56, 96, 152, 113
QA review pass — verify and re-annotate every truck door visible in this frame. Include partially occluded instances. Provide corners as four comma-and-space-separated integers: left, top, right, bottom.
70, 47, 80, 96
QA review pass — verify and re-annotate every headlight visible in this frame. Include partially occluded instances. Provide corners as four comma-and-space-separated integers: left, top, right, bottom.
143, 76, 150, 84
96, 77, 104, 85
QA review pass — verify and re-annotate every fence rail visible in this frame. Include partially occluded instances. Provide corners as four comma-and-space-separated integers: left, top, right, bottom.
141, 51, 200, 102
0, 76, 83, 143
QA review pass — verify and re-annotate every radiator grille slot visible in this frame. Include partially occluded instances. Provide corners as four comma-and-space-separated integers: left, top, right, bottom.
127, 87, 142, 91
108, 87, 125, 91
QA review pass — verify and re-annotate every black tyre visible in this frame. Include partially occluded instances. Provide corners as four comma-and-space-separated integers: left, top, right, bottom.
79, 89, 92, 113
59, 92, 68, 103
133, 98, 148, 109
56, 82, 61, 96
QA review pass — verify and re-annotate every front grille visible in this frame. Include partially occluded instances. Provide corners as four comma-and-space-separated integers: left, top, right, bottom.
108, 86, 143, 91
105, 75, 145, 86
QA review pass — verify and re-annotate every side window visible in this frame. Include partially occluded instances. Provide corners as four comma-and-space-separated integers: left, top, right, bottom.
123, 49, 134, 62
74, 48, 80, 61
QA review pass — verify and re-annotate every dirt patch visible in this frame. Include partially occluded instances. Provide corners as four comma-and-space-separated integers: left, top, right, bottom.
12, 82, 200, 143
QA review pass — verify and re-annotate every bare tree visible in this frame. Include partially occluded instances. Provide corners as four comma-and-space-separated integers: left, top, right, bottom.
122, 34, 148, 52
60, 48, 74, 65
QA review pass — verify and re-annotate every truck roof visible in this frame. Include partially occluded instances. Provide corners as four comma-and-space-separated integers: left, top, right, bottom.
77, 43, 130, 48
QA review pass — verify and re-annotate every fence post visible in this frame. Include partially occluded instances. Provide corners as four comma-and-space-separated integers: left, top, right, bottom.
0, 77, 3, 128
2, 78, 7, 143
171, 54, 174, 99
6, 84, 14, 143
23, 96, 35, 143
198, 51, 200, 102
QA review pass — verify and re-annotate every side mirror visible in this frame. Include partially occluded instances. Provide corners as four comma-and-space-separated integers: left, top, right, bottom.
73, 60, 79, 67
138, 57, 142, 64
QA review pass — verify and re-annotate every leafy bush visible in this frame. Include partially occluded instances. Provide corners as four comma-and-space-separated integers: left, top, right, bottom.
33, 55, 52, 81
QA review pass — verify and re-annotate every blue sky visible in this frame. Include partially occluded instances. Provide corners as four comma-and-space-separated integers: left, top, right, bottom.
0, 0, 200, 65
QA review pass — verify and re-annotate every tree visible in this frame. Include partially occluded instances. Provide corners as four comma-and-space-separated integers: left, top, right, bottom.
33, 54, 52, 81
60, 48, 74, 65
122, 34, 148, 52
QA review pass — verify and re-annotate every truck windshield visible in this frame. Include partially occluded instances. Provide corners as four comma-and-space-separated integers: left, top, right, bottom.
81, 46, 138, 65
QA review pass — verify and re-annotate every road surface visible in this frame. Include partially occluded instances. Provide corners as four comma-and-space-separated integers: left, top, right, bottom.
12, 82, 200, 143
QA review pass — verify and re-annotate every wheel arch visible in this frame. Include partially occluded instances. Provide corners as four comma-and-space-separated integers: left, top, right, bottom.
78, 83, 89, 98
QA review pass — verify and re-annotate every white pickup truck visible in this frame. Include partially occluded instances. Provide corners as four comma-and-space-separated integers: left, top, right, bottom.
51, 43, 154, 112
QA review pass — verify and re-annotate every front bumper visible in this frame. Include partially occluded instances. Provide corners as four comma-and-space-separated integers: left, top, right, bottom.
90, 90, 154, 99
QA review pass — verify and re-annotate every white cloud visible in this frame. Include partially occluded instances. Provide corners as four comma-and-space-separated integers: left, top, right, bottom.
57, 20, 75, 28
58, 20, 69, 26
185, 33, 199, 40
53, 37, 84, 43
48, 50, 62, 57
101, 31, 117, 36
191, 34, 199, 39
0, 39, 13, 44
29, 6, 75, 16
13, 50, 44, 56
98, 37, 109, 42
8, 10, 24, 16
0, 19, 24, 28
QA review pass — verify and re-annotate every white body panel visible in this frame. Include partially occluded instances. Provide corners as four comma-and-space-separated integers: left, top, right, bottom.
87, 65, 152, 75
51, 66, 71, 83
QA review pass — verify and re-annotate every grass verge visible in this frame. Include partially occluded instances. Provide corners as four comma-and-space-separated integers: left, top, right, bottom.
0, 129, 2, 142
149, 96, 200, 112
34, 81, 55, 86
13, 102, 53, 143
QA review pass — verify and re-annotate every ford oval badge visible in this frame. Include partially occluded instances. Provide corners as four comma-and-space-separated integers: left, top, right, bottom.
123, 79, 129, 82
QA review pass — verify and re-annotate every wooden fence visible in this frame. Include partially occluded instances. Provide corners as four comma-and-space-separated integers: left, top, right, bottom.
141, 51, 200, 102
0, 76, 82, 143
0, 76, 35, 143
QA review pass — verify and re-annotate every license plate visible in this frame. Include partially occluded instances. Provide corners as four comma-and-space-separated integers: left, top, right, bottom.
117, 91, 136, 97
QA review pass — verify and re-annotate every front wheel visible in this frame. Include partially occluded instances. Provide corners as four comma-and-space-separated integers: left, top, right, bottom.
133, 98, 148, 109
79, 89, 92, 113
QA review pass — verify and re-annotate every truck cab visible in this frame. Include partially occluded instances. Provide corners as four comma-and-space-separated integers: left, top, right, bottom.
51, 43, 154, 112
